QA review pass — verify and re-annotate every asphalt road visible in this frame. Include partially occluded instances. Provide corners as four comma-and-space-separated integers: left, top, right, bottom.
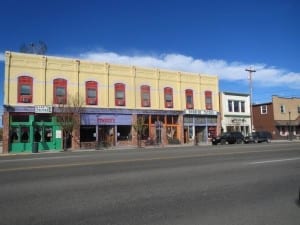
0, 142, 299, 225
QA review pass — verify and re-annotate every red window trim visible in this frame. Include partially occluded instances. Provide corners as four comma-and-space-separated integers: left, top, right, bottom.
164, 87, 173, 108
53, 78, 67, 104
141, 85, 151, 107
185, 89, 194, 109
86, 81, 98, 105
18, 76, 33, 103
115, 83, 126, 106
205, 90, 213, 110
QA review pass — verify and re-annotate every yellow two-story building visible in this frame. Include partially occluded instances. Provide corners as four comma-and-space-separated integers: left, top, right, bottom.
3, 51, 220, 153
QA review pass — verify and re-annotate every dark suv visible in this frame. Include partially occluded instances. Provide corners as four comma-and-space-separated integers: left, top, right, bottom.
212, 132, 244, 145
244, 131, 272, 143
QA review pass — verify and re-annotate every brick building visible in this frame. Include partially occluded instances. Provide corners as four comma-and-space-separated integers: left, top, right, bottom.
253, 96, 300, 140
3, 52, 220, 154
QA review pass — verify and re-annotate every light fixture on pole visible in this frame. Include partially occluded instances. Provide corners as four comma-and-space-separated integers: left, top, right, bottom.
245, 67, 256, 133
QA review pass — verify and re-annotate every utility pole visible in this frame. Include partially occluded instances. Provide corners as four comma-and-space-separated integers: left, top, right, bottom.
246, 67, 256, 134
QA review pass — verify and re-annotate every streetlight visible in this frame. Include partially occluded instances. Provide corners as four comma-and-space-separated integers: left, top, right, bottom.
246, 67, 256, 134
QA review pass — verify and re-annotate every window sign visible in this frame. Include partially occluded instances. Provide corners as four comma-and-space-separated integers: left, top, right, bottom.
56, 130, 62, 138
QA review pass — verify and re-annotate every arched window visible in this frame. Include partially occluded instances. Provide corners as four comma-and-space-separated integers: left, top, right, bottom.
115, 83, 126, 106
53, 78, 67, 104
141, 85, 151, 107
185, 89, 194, 109
86, 81, 98, 105
164, 87, 173, 108
18, 76, 33, 103
205, 91, 213, 110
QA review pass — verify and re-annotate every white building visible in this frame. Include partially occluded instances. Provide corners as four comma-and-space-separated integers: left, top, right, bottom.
219, 92, 251, 136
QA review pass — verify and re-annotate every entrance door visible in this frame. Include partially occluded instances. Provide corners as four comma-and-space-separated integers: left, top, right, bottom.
98, 126, 115, 147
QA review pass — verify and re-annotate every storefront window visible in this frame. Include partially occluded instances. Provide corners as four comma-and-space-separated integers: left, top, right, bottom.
10, 127, 20, 143
11, 115, 30, 122
35, 115, 52, 122
44, 127, 53, 142
167, 115, 179, 124
34, 128, 42, 142
117, 125, 131, 141
80, 126, 96, 142
21, 127, 30, 142
151, 115, 164, 124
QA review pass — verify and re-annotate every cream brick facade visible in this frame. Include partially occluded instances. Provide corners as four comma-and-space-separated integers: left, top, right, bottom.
3, 51, 220, 153
4, 52, 219, 111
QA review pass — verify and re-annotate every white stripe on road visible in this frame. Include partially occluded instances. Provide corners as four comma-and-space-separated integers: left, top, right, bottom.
249, 157, 300, 165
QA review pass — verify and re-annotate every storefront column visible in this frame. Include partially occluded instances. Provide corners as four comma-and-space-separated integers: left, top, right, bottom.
2, 112, 10, 154
72, 113, 81, 150
178, 114, 184, 144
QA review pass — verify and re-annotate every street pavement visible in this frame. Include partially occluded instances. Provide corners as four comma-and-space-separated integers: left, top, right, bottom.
0, 142, 299, 225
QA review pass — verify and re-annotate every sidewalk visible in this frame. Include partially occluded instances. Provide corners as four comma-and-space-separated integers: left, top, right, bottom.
1, 139, 299, 156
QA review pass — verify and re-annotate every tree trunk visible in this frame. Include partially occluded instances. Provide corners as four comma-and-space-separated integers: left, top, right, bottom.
63, 131, 68, 151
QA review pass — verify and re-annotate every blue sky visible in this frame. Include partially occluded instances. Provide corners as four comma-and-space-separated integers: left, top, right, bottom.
1, 0, 299, 118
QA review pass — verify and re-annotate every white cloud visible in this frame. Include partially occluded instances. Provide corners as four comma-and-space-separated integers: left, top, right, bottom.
78, 51, 300, 90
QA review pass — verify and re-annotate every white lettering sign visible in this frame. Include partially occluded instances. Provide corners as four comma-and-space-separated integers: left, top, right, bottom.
184, 109, 217, 116
35, 105, 53, 114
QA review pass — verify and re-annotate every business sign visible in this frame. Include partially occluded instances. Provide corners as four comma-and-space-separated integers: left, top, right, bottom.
183, 109, 218, 116
35, 105, 53, 114
81, 114, 132, 125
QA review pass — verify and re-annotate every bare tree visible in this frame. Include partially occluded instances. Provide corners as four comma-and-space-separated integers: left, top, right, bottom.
20, 41, 47, 55
55, 93, 84, 151
133, 115, 147, 148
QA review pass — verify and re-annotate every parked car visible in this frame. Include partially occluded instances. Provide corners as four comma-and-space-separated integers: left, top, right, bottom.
244, 131, 272, 143
212, 132, 244, 145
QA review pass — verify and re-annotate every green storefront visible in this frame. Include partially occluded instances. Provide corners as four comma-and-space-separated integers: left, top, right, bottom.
9, 111, 62, 153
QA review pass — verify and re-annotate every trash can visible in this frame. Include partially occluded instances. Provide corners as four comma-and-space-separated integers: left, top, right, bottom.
32, 142, 38, 153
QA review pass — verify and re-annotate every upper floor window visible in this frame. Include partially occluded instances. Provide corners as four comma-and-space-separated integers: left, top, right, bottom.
261, 105, 268, 114
86, 81, 98, 105
280, 105, 285, 113
205, 91, 212, 110
18, 76, 33, 103
185, 89, 194, 109
228, 100, 233, 112
241, 101, 245, 112
115, 83, 125, 106
141, 85, 150, 107
164, 87, 173, 108
53, 78, 67, 104
234, 100, 239, 112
